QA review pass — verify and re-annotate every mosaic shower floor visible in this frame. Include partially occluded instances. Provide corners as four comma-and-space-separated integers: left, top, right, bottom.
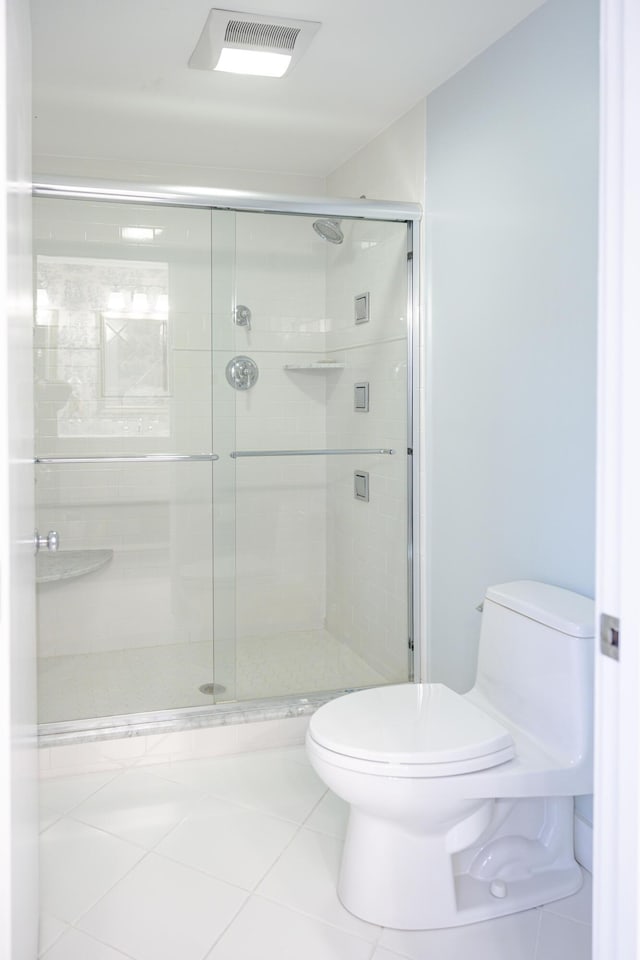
38, 630, 388, 724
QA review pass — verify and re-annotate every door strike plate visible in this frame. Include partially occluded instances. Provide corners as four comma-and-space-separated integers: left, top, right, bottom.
600, 612, 620, 661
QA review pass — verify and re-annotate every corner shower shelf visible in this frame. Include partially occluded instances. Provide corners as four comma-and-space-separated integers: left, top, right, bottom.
36, 548, 114, 584
283, 361, 345, 370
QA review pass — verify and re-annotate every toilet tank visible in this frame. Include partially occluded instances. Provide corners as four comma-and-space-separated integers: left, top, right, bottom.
472, 581, 595, 765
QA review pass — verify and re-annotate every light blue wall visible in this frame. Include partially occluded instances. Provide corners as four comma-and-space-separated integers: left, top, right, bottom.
425, 0, 599, 697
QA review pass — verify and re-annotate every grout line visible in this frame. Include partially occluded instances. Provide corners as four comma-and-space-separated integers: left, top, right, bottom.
139, 845, 253, 897
538, 908, 593, 928
196, 892, 254, 960
62, 926, 138, 960
246, 789, 330, 894
324, 335, 407, 354
532, 906, 544, 960
253, 889, 384, 948
41, 752, 373, 954
39, 767, 126, 827
247, 787, 385, 948
59, 846, 152, 933
366, 941, 379, 960
37, 918, 70, 959
207, 335, 407, 355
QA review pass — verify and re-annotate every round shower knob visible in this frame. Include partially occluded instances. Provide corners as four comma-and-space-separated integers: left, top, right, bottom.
233, 304, 252, 328
225, 355, 259, 391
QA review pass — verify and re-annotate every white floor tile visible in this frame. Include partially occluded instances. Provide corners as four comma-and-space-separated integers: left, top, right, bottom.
77, 852, 247, 960
38, 913, 68, 956
70, 768, 205, 847
39, 771, 119, 832
380, 908, 541, 960
155, 795, 298, 890
38, 751, 591, 960
40, 818, 145, 924
152, 750, 326, 823
535, 911, 592, 960
257, 826, 381, 942
205, 895, 374, 960
540, 870, 592, 925
255, 745, 310, 766
41, 928, 132, 960
304, 789, 349, 838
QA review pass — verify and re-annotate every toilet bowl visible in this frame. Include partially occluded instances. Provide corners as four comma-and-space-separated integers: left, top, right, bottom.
306, 581, 594, 930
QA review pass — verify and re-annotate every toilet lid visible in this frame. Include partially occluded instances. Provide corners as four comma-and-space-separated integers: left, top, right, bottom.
309, 683, 514, 767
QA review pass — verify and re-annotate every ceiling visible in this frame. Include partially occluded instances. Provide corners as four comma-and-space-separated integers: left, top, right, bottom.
32, 0, 546, 179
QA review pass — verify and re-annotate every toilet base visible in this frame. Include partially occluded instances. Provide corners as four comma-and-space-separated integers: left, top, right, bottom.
337, 795, 582, 929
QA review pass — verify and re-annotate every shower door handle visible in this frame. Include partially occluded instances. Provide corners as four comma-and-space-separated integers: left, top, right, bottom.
35, 530, 59, 552
230, 448, 396, 458
34, 454, 220, 464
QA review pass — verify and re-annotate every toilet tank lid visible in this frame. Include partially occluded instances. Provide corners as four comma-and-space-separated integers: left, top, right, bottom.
485, 581, 595, 638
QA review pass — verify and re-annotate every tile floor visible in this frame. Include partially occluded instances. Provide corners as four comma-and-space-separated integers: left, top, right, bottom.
38, 631, 387, 723
39, 745, 593, 960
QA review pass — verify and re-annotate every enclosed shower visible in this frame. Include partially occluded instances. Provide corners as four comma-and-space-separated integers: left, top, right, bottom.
32, 182, 420, 739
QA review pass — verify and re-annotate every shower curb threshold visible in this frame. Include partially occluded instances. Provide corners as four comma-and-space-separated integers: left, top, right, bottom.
37, 687, 369, 748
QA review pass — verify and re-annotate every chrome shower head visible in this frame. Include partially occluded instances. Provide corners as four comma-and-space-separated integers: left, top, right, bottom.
312, 218, 344, 244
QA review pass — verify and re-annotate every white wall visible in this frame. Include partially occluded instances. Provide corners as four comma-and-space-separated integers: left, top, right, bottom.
0, 0, 38, 957
424, 0, 598, 829
327, 100, 426, 204
326, 0, 598, 840
424, 0, 598, 687
33, 153, 326, 198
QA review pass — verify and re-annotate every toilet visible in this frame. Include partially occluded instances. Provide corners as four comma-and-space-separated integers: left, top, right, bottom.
306, 580, 594, 930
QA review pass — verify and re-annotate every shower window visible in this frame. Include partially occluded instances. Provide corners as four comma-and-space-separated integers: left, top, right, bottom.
36, 255, 171, 438
101, 313, 169, 399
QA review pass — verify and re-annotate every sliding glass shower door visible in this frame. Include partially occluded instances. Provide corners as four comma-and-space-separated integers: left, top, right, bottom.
34, 198, 219, 721
34, 196, 412, 727
224, 211, 410, 701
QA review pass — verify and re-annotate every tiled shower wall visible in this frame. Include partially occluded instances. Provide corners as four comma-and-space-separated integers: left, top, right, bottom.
228, 213, 329, 640
325, 220, 409, 680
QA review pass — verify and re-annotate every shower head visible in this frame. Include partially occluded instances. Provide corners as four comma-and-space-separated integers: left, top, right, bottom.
312, 218, 344, 245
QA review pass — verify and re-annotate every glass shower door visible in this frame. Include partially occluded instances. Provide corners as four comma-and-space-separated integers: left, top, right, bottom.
225, 210, 411, 700
34, 195, 412, 728
34, 198, 221, 722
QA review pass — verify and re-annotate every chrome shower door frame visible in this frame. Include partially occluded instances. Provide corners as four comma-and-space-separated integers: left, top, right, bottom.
33, 178, 423, 745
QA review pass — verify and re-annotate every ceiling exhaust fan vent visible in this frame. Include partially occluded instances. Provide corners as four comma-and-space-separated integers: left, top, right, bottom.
224, 19, 301, 53
189, 9, 321, 77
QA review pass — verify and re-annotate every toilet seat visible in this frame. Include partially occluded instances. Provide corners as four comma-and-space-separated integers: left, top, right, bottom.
308, 683, 515, 778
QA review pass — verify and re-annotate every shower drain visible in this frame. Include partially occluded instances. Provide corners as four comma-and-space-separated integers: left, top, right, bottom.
199, 682, 227, 696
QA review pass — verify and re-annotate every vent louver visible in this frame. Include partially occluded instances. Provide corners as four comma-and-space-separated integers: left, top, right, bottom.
189, 8, 320, 77
224, 20, 301, 53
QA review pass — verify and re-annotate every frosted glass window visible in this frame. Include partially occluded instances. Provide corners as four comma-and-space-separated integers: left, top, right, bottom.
102, 314, 169, 398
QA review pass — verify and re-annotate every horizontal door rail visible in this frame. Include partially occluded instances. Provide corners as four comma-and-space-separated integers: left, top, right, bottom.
34, 454, 219, 464
230, 448, 396, 458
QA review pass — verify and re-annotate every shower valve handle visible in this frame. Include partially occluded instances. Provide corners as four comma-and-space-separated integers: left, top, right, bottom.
35, 529, 59, 552
234, 304, 252, 330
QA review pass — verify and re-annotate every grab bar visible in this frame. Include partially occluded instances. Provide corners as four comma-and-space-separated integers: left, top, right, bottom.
230, 448, 396, 458
34, 454, 219, 464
